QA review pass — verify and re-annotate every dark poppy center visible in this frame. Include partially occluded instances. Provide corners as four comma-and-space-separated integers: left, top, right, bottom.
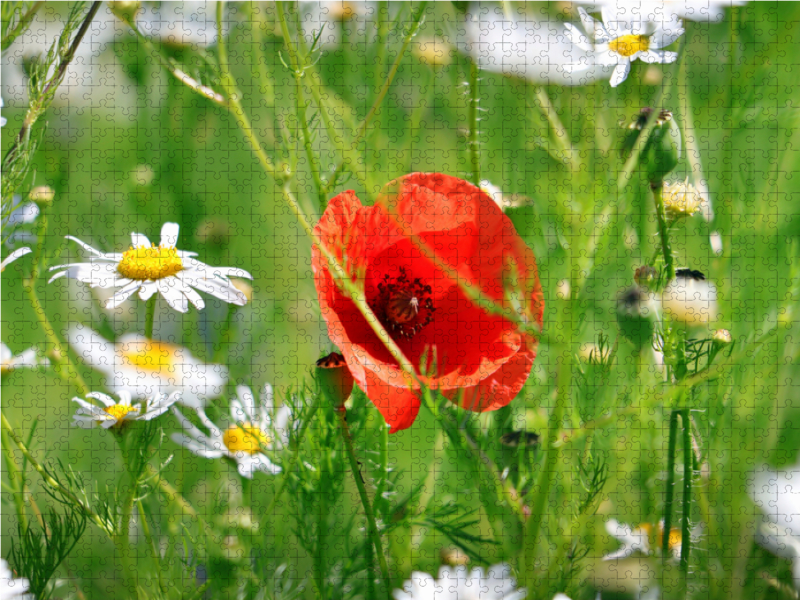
373, 267, 434, 340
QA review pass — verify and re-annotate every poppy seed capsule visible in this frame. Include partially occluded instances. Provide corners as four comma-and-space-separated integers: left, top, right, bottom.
316, 352, 355, 411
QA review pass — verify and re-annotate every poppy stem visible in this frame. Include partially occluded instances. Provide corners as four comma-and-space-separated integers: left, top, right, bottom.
662, 409, 680, 558
337, 409, 392, 598
680, 409, 693, 574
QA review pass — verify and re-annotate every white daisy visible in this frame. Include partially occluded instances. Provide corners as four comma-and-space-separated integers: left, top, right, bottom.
604, 518, 692, 560
595, 0, 746, 24
0, 558, 33, 600
68, 324, 227, 409
0, 98, 6, 127
462, 3, 608, 86
393, 563, 526, 600
135, 1, 225, 47
565, 7, 684, 87
72, 389, 181, 429
751, 461, 800, 588
1, 343, 49, 375
661, 268, 718, 326
0, 247, 32, 273
172, 384, 291, 479
299, 1, 371, 49
49, 222, 252, 313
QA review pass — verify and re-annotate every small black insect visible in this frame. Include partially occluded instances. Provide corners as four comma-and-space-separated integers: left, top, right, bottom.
500, 431, 541, 448
675, 268, 706, 281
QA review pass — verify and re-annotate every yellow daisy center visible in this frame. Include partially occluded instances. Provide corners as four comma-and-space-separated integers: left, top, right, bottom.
663, 180, 703, 220
119, 340, 178, 374
609, 34, 650, 57
104, 403, 138, 422
0, 361, 10, 375
117, 244, 183, 281
638, 522, 682, 554
223, 423, 270, 455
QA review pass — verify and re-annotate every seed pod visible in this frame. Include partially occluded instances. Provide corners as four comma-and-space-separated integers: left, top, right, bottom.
316, 352, 355, 411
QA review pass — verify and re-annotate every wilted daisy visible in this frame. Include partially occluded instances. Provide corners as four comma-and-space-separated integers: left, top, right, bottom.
604, 519, 684, 560
49, 222, 252, 313
596, 0, 746, 24
662, 268, 718, 325
393, 563, 526, 600
751, 461, 800, 588
72, 390, 181, 429
662, 179, 704, 221
565, 7, 684, 87
0, 247, 32, 273
172, 384, 291, 478
0, 558, 33, 600
1, 343, 48, 375
68, 325, 227, 409
463, 4, 606, 86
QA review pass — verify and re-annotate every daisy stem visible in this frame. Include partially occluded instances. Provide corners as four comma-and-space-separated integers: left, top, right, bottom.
22, 278, 90, 397
523, 295, 571, 584
662, 409, 680, 558
337, 409, 392, 598
137, 500, 167, 594
531, 86, 579, 173
651, 183, 676, 282
680, 409, 693, 574
144, 295, 156, 340
468, 58, 481, 186
1, 427, 28, 531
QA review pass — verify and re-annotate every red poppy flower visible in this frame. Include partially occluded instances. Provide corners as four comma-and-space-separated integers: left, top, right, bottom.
312, 173, 544, 433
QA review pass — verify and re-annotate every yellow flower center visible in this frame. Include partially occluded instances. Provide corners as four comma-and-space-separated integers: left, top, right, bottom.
609, 34, 650, 57
663, 180, 703, 220
104, 403, 138, 422
638, 522, 682, 555
117, 244, 183, 281
119, 340, 178, 374
223, 423, 270, 455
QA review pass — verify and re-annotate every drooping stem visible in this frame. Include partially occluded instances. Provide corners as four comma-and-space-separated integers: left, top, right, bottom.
144, 295, 156, 340
680, 409, 693, 573
337, 409, 392, 598
662, 409, 680, 558
468, 58, 481, 186
651, 183, 676, 281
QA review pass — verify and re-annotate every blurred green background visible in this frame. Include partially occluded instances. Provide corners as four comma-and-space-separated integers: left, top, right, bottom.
2, 2, 800, 598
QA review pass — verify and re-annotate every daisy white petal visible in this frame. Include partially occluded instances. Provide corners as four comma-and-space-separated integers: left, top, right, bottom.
130, 232, 152, 248
0, 557, 33, 599
0, 247, 32, 272
160, 222, 180, 247
610, 60, 631, 87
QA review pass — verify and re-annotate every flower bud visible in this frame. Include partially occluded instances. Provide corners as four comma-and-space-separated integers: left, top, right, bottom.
633, 265, 658, 289
616, 285, 657, 351
316, 352, 355, 411
662, 269, 718, 326
29, 186, 54, 208
662, 179, 703, 221
108, 0, 141, 23
712, 329, 732, 345
440, 547, 470, 566
621, 108, 681, 186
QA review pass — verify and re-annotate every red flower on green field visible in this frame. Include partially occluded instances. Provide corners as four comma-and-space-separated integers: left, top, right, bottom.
312, 173, 544, 433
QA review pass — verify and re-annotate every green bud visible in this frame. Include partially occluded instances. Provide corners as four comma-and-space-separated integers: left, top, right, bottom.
108, 0, 141, 23
316, 352, 355, 411
29, 186, 54, 208
621, 108, 682, 186
616, 285, 657, 351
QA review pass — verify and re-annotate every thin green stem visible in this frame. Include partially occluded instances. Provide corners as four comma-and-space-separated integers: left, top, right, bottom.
274, 2, 326, 209
1, 1, 44, 51
319, 2, 428, 196
22, 279, 89, 396
1, 428, 28, 530
523, 295, 572, 584
680, 410, 693, 574
29, 207, 48, 282
144, 295, 156, 340
662, 409, 680, 558
337, 410, 392, 599
468, 58, 481, 186
137, 501, 167, 594
652, 184, 676, 281
530, 86, 578, 172
0, 414, 107, 533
